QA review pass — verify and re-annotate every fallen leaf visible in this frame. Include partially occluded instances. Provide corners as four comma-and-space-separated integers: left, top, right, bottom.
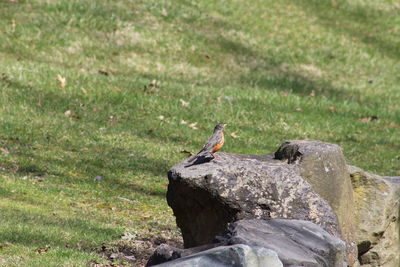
118, 197, 139, 203
217, 96, 222, 104
230, 132, 239, 138
56, 74, 66, 89
124, 255, 136, 261
161, 8, 168, 16
328, 106, 336, 111
98, 70, 109, 76
180, 150, 193, 155
121, 232, 138, 241
295, 107, 303, 112
180, 120, 187, 125
188, 122, 198, 130
309, 90, 315, 97
110, 253, 118, 260
1, 147, 10, 155
144, 79, 159, 93
179, 99, 189, 107
282, 92, 289, 97
389, 121, 400, 129
0, 73, 9, 81
35, 246, 49, 254
370, 115, 379, 121
359, 116, 379, 123
11, 19, 16, 30
109, 114, 117, 126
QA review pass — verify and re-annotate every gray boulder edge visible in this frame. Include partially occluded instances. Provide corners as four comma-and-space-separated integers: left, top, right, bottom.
152, 244, 283, 267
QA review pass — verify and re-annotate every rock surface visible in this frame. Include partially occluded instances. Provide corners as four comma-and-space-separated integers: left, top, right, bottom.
349, 165, 400, 267
153, 244, 283, 267
167, 151, 340, 249
219, 219, 347, 267
275, 140, 357, 265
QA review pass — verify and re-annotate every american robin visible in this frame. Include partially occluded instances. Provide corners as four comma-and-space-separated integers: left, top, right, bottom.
186, 123, 225, 165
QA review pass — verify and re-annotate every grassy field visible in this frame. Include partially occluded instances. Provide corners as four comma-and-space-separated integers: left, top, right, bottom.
0, 0, 399, 265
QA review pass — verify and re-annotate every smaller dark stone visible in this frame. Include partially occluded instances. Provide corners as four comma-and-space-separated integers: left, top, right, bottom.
152, 244, 283, 267
274, 142, 303, 164
145, 244, 183, 267
220, 219, 347, 267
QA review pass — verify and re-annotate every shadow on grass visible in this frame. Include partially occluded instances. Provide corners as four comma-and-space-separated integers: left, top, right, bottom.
0, 207, 119, 249
292, 0, 400, 60
193, 30, 366, 103
0, 0, 376, 107
9, 146, 170, 198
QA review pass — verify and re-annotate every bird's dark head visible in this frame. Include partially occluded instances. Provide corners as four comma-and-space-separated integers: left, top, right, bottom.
214, 123, 226, 132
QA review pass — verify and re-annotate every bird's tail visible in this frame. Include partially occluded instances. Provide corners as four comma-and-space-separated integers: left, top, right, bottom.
185, 152, 214, 168
186, 150, 214, 163
187, 153, 198, 162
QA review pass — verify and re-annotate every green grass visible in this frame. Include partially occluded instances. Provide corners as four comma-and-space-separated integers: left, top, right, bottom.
0, 0, 399, 265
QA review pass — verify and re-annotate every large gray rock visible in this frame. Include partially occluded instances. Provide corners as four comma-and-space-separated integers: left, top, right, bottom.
167, 151, 340, 249
348, 166, 400, 267
153, 244, 283, 267
220, 219, 347, 267
275, 140, 357, 265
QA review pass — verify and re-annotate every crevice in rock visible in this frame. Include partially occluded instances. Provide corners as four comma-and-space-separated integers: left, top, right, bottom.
357, 240, 372, 258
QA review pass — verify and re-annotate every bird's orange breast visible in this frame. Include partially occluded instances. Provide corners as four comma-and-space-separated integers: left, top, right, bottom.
212, 132, 224, 152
